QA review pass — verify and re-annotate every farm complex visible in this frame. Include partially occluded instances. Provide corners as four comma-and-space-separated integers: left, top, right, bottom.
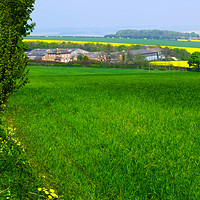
26, 47, 164, 63
24, 36, 200, 68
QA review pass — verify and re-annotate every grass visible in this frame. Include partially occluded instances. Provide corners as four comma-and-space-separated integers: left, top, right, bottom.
0, 116, 60, 199
0, 116, 38, 199
3, 66, 200, 199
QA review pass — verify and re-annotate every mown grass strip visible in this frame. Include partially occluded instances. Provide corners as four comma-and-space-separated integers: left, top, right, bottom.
0, 116, 60, 199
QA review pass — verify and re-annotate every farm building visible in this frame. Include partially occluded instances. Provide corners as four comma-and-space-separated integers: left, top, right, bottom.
26, 49, 49, 61
129, 47, 165, 61
26, 47, 163, 63
26, 48, 106, 63
110, 47, 165, 61
84, 52, 107, 62
69, 49, 107, 62
69, 48, 90, 57
45, 49, 72, 63
26, 48, 77, 63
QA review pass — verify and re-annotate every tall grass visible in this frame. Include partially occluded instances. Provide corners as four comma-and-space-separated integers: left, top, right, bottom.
5, 66, 200, 199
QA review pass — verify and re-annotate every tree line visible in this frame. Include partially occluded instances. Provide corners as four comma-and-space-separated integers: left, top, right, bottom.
25, 41, 141, 53
105, 29, 199, 40
161, 47, 191, 61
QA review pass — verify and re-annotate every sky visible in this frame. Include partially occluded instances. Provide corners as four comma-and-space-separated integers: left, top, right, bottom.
31, 0, 200, 36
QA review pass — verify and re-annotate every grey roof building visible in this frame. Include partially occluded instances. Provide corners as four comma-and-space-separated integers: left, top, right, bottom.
26, 48, 74, 63
48, 49, 70, 54
69, 49, 89, 57
110, 47, 165, 61
25, 49, 49, 61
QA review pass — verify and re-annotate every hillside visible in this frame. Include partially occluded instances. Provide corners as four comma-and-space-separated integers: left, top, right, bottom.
4, 66, 200, 199
105, 29, 199, 40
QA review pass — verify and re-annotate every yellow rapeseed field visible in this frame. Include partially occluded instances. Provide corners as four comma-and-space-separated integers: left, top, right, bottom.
177, 39, 200, 42
177, 39, 189, 42
160, 46, 200, 54
190, 40, 200, 42
150, 61, 191, 68
24, 39, 200, 54
23, 39, 134, 47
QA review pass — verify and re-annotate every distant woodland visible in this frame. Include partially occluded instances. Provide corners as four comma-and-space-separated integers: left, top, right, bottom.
105, 29, 199, 40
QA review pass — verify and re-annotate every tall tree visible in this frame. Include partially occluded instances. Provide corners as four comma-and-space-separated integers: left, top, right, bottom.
0, 0, 35, 109
188, 52, 200, 68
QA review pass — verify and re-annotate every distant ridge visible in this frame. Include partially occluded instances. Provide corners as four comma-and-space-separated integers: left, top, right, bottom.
104, 29, 199, 40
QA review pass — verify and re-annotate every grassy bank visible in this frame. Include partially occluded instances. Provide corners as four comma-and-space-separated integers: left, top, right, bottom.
4, 66, 200, 199
0, 116, 60, 199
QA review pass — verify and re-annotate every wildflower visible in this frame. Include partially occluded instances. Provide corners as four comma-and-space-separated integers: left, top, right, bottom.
48, 195, 53, 199
38, 188, 42, 191
49, 189, 55, 193
45, 191, 49, 195
51, 193, 58, 198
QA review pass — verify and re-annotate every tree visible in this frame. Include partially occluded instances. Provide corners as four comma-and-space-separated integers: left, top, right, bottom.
77, 55, 89, 62
132, 54, 149, 69
162, 47, 172, 60
117, 45, 125, 51
83, 55, 89, 61
0, 0, 35, 109
77, 55, 83, 61
188, 52, 200, 68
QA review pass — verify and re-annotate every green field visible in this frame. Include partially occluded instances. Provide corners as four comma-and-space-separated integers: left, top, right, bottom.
5, 66, 200, 199
26, 36, 200, 48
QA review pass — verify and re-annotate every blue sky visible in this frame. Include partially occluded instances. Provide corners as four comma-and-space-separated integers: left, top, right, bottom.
31, 0, 200, 35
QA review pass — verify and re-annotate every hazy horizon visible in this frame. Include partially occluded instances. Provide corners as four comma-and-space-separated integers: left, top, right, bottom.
30, 0, 200, 36
30, 26, 200, 37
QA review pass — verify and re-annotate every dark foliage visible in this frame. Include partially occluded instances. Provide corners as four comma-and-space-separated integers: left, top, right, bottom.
0, 0, 35, 109
105, 29, 199, 40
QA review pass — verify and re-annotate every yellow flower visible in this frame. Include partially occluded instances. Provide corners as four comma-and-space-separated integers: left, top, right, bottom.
45, 191, 49, 194
51, 193, 58, 198
49, 189, 55, 193
48, 195, 53, 199
38, 188, 42, 191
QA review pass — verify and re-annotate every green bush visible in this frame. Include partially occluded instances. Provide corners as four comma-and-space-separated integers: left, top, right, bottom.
159, 67, 167, 71
89, 64, 101, 68
72, 63, 82, 67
